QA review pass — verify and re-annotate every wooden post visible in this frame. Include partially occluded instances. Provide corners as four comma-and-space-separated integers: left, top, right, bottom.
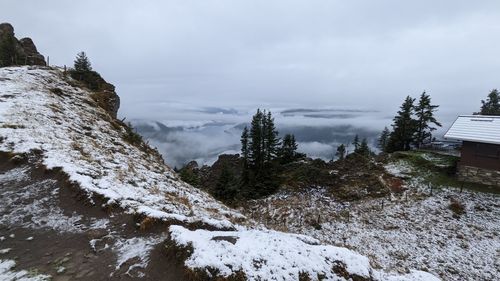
47, 56, 49, 66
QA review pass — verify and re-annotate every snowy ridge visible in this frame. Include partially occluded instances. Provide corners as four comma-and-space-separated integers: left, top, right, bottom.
0, 66, 241, 228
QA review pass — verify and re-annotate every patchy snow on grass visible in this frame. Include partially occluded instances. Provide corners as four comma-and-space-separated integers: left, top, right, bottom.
0, 259, 50, 281
169, 225, 438, 281
0, 66, 243, 228
244, 182, 500, 281
384, 160, 414, 177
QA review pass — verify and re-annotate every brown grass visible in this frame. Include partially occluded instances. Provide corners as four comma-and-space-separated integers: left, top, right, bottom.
449, 198, 466, 217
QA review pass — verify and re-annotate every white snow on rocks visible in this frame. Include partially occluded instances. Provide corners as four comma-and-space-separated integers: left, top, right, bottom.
0, 66, 242, 228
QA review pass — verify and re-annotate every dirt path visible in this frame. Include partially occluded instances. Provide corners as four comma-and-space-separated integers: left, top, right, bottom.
0, 154, 187, 280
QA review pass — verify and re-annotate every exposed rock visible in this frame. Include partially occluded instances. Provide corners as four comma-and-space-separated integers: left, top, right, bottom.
19, 37, 46, 65
0, 23, 14, 36
0, 22, 46, 66
71, 69, 121, 118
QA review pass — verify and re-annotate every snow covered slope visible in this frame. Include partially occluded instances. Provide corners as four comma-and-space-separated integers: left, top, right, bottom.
0, 66, 439, 280
0, 66, 241, 228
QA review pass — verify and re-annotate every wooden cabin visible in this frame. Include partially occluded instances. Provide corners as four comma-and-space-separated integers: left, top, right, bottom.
444, 115, 500, 186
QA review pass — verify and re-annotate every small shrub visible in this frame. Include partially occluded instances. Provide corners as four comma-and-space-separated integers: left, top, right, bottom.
1, 124, 26, 129
449, 198, 465, 217
299, 271, 312, 281
50, 87, 64, 96
123, 122, 143, 146
179, 168, 200, 187
139, 217, 156, 231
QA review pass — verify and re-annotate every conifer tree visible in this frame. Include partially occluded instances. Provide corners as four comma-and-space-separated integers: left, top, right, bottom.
357, 138, 371, 157
378, 127, 390, 153
249, 109, 264, 170
213, 164, 238, 201
240, 126, 249, 183
478, 89, 500, 115
352, 135, 360, 152
74, 51, 92, 72
387, 96, 417, 152
264, 111, 280, 162
414, 92, 441, 148
335, 144, 346, 160
279, 134, 299, 164
242, 109, 281, 197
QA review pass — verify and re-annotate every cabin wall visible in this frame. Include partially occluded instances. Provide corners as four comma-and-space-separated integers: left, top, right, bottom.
458, 141, 500, 186
460, 141, 500, 170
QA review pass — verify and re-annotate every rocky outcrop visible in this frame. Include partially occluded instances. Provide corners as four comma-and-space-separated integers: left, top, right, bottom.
19, 37, 46, 65
86, 75, 120, 118
0, 23, 46, 66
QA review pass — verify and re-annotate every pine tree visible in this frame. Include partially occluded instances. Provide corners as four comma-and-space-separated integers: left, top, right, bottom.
244, 109, 282, 197
264, 111, 280, 162
279, 134, 299, 164
378, 127, 390, 152
414, 92, 441, 148
387, 96, 417, 152
240, 126, 250, 183
352, 135, 360, 152
478, 89, 500, 115
357, 138, 371, 156
335, 144, 346, 160
249, 109, 264, 170
74, 51, 92, 72
213, 164, 238, 201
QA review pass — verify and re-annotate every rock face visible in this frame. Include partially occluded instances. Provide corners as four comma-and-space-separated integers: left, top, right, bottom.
0, 23, 46, 66
70, 69, 121, 118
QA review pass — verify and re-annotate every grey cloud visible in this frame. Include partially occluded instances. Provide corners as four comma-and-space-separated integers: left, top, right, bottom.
2, 1, 499, 165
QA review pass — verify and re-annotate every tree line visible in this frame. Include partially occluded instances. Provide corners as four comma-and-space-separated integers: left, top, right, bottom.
213, 109, 305, 201
376, 92, 441, 153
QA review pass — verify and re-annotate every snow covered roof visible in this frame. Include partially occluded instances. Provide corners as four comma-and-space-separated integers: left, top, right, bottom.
444, 115, 500, 145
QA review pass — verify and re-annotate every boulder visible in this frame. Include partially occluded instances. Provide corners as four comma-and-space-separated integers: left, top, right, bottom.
19, 37, 46, 65
0, 22, 46, 66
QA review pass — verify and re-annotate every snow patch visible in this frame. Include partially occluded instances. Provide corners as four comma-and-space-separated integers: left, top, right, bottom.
169, 225, 437, 281
0, 259, 50, 281
112, 236, 163, 276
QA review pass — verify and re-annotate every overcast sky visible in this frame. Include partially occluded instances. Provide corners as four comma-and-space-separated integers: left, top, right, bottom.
2, 1, 500, 120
